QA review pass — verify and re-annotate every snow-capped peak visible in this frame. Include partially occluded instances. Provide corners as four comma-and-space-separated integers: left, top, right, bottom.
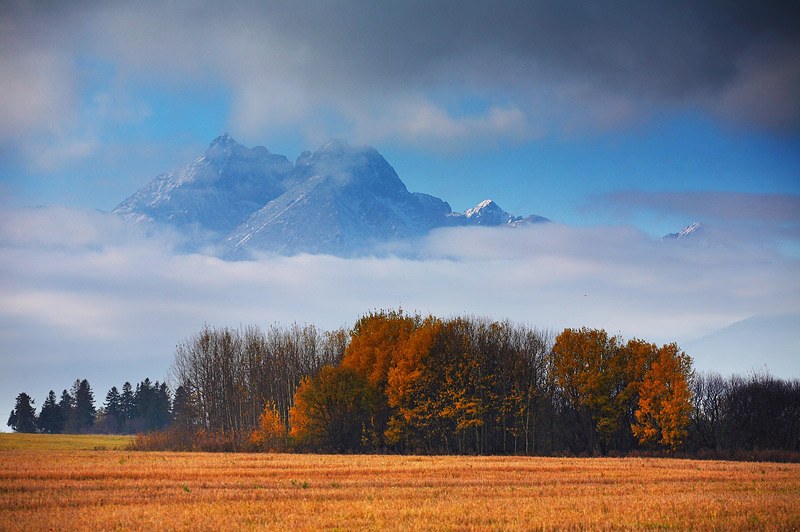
468, 199, 495, 212
663, 222, 702, 240
464, 199, 515, 225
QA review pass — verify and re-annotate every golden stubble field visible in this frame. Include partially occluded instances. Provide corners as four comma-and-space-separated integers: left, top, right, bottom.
1, 436, 798, 531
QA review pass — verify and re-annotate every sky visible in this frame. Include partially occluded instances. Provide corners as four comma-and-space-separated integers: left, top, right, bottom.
1, 1, 799, 422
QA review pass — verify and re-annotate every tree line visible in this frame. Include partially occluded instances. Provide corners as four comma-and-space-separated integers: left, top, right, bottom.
8, 311, 800, 457
8, 378, 172, 435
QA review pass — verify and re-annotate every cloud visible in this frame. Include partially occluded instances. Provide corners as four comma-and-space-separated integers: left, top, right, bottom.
600, 190, 800, 247
348, 99, 536, 149
713, 41, 800, 132
2, 0, 798, 157
604, 190, 800, 222
3, 205, 798, 363
0, 48, 79, 140
593, 191, 800, 260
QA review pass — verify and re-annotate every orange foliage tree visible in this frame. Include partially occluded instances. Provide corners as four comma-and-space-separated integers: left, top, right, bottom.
632, 343, 693, 451
251, 401, 287, 451
553, 328, 694, 454
341, 309, 418, 447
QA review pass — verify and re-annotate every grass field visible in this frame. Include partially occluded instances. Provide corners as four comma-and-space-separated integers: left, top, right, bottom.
1, 435, 798, 531
0, 433, 134, 451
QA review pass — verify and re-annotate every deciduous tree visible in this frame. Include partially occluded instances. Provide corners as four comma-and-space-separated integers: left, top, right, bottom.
632, 343, 693, 451
552, 328, 626, 454
290, 365, 378, 451
252, 401, 287, 451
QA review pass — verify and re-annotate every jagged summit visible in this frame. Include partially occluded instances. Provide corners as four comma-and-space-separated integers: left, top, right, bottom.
204, 133, 242, 160
464, 199, 515, 225
114, 135, 550, 258
663, 222, 702, 240
462, 199, 549, 227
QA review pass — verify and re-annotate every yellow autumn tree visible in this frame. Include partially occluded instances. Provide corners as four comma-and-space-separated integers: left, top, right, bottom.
384, 317, 441, 450
552, 327, 627, 454
431, 318, 485, 453
251, 401, 286, 451
633, 343, 694, 451
342, 309, 417, 389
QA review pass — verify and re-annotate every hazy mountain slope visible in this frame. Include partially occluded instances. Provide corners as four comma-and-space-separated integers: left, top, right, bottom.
222, 139, 454, 258
113, 134, 294, 244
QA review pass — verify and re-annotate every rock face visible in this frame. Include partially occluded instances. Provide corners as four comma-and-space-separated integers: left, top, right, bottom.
114, 135, 549, 258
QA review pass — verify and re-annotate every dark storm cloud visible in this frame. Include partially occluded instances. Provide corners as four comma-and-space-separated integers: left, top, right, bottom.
3, 0, 798, 144
248, 0, 800, 129
263, 0, 783, 96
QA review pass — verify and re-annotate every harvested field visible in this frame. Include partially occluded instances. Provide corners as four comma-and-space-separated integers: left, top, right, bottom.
0, 436, 798, 531
0, 433, 133, 452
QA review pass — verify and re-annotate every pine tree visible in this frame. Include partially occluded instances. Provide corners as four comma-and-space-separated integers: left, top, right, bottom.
38, 390, 65, 434
7, 393, 37, 433
135, 378, 154, 431
104, 387, 122, 432
58, 389, 73, 431
120, 382, 135, 431
71, 379, 96, 433
152, 381, 171, 430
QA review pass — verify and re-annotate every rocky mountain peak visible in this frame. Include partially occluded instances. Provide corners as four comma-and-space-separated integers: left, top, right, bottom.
115, 135, 550, 258
464, 199, 516, 226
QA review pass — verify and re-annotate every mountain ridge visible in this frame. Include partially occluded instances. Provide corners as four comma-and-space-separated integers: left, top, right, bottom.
114, 134, 550, 258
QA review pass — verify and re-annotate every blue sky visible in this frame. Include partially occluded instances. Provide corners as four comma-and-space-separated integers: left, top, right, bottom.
1, 1, 799, 419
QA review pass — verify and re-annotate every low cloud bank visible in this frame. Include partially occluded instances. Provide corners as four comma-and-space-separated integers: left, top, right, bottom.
1, 206, 798, 419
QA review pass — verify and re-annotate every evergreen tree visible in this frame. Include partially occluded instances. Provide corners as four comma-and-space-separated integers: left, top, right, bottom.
71, 379, 96, 433
130, 378, 171, 431
38, 390, 65, 434
135, 378, 154, 431
152, 381, 172, 430
7, 392, 37, 433
58, 389, 73, 431
104, 387, 122, 432
120, 382, 135, 429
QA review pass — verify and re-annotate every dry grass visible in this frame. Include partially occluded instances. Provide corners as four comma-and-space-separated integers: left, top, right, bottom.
1, 447, 798, 531
0, 433, 134, 451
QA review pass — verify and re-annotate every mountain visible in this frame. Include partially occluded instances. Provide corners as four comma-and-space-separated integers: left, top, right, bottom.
222, 139, 457, 258
461, 199, 550, 227
114, 135, 549, 258
662, 222, 702, 241
113, 134, 294, 246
